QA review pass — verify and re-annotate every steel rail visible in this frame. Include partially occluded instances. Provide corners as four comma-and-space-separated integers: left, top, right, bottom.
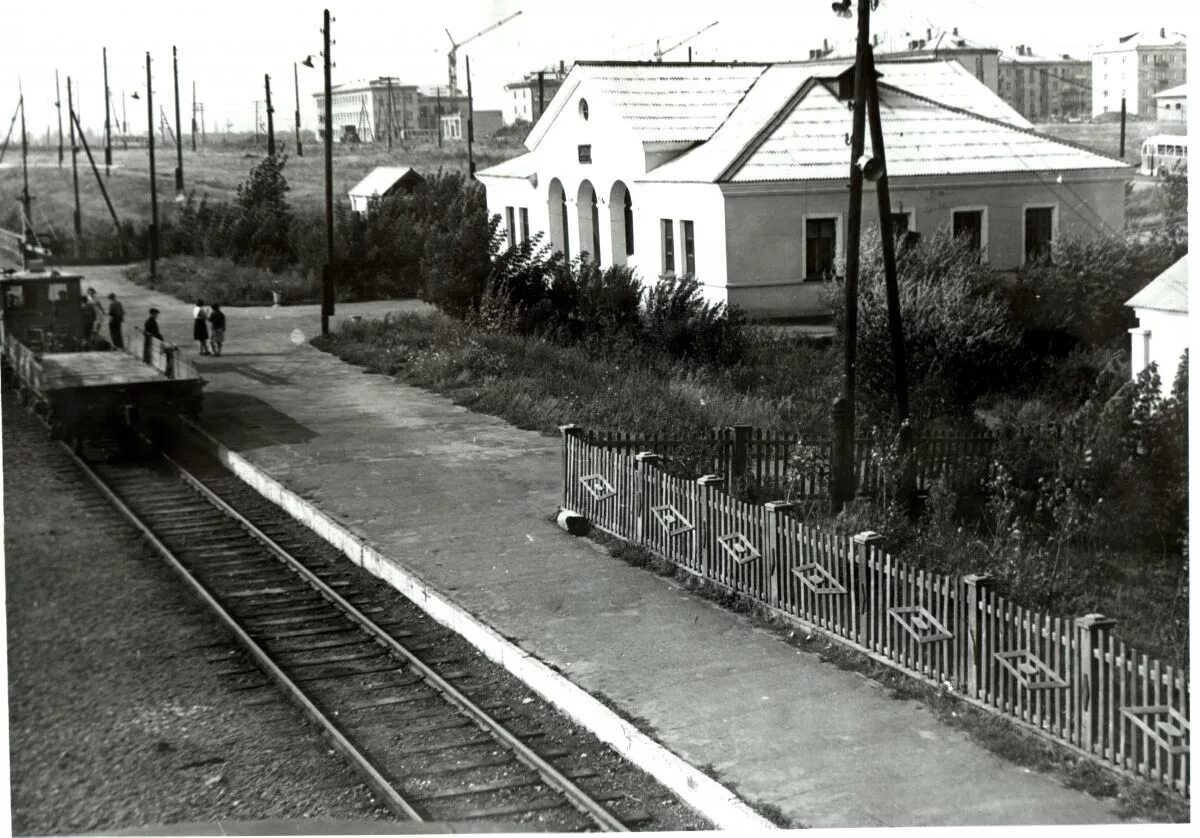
160, 450, 629, 832
59, 441, 425, 822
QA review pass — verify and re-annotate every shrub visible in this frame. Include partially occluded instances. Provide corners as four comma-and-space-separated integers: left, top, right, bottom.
826, 229, 1024, 425
229, 152, 295, 271
418, 172, 493, 316
641, 275, 748, 366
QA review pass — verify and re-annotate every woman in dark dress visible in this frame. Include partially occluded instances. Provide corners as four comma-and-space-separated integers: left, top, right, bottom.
192, 299, 210, 355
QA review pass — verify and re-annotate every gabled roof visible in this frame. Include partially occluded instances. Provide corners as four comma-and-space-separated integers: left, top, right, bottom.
348, 166, 423, 198
1154, 84, 1187, 99
1094, 30, 1187, 52
475, 153, 536, 180
1126, 256, 1189, 314
871, 59, 1031, 127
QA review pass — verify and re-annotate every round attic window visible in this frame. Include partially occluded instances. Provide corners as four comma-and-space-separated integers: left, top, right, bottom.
578, 98, 590, 121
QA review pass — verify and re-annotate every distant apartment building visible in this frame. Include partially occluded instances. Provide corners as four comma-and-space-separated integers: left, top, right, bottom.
313, 78, 418, 143
416, 86, 470, 136
1092, 29, 1187, 118
1154, 83, 1186, 121
504, 63, 569, 125
828, 26, 1001, 93
998, 46, 1092, 121
439, 110, 504, 142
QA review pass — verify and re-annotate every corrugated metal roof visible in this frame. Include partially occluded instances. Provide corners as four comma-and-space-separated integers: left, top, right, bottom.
579, 63, 769, 143
730, 84, 1128, 183
348, 166, 421, 198
871, 59, 1032, 128
475, 153, 537, 180
1126, 256, 1189, 313
1094, 30, 1187, 51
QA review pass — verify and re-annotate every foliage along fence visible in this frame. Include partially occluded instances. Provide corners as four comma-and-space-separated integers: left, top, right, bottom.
584, 425, 998, 498
561, 427, 1190, 797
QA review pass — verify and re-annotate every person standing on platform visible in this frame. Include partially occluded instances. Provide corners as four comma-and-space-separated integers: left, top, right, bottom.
144, 307, 163, 341
207, 304, 226, 356
80, 295, 96, 344
193, 299, 211, 355
106, 293, 125, 350
85, 287, 106, 340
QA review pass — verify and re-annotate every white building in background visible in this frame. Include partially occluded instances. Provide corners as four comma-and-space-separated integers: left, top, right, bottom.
478, 59, 1127, 319
313, 78, 419, 143
1154, 84, 1187, 121
1091, 29, 1187, 118
1126, 255, 1190, 397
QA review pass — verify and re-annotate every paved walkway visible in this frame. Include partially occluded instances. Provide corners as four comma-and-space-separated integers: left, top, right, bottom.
81, 265, 1122, 829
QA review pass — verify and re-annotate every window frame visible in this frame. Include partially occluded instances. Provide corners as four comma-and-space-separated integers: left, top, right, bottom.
801, 213, 842, 281
681, 220, 696, 277
1021, 203, 1058, 266
661, 218, 676, 276
519, 207, 530, 244
950, 206, 990, 262
505, 206, 516, 248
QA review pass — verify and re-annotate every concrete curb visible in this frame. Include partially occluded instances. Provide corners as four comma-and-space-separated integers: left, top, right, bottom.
183, 420, 777, 833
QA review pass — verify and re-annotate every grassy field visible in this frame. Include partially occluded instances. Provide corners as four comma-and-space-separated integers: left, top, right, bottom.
1033, 119, 1186, 166
0, 139, 525, 245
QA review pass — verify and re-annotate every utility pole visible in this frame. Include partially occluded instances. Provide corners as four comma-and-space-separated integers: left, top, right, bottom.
70, 106, 125, 260
864, 45, 914, 508
191, 81, 198, 152
386, 77, 394, 152
322, 7, 335, 335
55, 70, 64, 167
18, 85, 33, 268
466, 56, 475, 177
537, 71, 544, 120
254, 100, 261, 146
436, 88, 442, 149
1119, 95, 1127, 158
293, 62, 303, 157
68, 77, 82, 257
146, 51, 159, 281
121, 91, 128, 149
265, 74, 276, 156
830, 0, 871, 513
103, 47, 112, 175
173, 46, 184, 191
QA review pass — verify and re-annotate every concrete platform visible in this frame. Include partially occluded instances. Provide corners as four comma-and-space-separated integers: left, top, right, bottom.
77, 265, 1126, 830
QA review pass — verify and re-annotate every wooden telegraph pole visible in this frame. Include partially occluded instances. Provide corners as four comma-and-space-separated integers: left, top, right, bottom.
322, 8, 335, 335
191, 81, 198, 152
1119, 96, 1127, 158
466, 56, 475, 177
265, 74, 276, 156
18, 85, 33, 268
293, 63, 303, 157
67, 77, 82, 257
436, 88, 442, 149
386, 77, 394, 152
146, 52, 159, 281
55, 70, 64, 167
173, 46, 184, 191
103, 47, 112, 175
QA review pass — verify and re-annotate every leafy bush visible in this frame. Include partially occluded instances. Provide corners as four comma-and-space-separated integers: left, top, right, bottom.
641, 275, 748, 366
229, 153, 295, 271
418, 172, 493, 316
826, 229, 1024, 425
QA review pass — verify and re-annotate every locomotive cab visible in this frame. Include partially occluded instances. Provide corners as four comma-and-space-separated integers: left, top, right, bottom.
0, 267, 87, 352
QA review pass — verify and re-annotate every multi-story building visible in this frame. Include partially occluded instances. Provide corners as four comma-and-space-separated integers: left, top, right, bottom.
998, 46, 1092, 122
1092, 29, 1187, 118
503, 63, 570, 125
830, 27, 1001, 93
313, 78, 418, 143
416, 86, 471, 135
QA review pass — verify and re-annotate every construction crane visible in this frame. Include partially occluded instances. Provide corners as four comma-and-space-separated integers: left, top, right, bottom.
654, 20, 719, 62
445, 10, 523, 94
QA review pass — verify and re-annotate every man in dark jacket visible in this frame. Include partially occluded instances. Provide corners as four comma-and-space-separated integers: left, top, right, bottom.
107, 293, 125, 349
144, 307, 163, 341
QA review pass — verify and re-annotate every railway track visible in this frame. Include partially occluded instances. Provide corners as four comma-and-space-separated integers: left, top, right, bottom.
57, 439, 640, 831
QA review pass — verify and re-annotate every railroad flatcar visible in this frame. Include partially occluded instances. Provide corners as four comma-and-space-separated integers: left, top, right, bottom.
1, 266, 204, 447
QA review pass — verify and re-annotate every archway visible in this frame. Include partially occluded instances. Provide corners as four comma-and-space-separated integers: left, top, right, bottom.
577, 180, 599, 263
547, 178, 568, 258
608, 181, 634, 266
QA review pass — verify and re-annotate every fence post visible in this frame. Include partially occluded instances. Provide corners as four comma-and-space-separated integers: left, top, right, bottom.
142, 331, 153, 364
163, 345, 177, 379
830, 397, 853, 512
697, 474, 724, 578
634, 452, 662, 545
963, 573, 995, 699
728, 424, 751, 486
558, 424, 582, 511
852, 531, 884, 647
764, 501, 794, 608
1076, 613, 1117, 756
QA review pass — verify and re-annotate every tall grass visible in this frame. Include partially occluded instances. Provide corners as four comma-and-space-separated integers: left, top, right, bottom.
123, 255, 320, 306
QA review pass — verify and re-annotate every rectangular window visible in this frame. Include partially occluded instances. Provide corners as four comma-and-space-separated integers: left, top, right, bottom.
505, 207, 516, 247
578, 144, 592, 164
682, 220, 695, 276
519, 208, 530, 244
1024, 206, 1055, 263
952, 210, 985, 251
805, 217, 837, 280
661, 219, 675, 275
889, 212, 911, 234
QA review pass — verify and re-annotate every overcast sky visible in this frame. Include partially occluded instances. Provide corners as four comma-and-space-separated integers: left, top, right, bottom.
2, 0, 1194, 137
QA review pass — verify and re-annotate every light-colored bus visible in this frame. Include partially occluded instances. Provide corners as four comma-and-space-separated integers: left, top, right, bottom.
1139, 134, 1188, 176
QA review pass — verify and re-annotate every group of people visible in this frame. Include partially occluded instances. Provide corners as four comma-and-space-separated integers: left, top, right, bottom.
81, 288, 227, 356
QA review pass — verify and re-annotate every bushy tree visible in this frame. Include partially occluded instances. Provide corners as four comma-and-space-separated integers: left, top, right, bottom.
826, 229, 1024, 425
641, 275, 748, 365
229, 153, 294, 271
418, 172, 493, 316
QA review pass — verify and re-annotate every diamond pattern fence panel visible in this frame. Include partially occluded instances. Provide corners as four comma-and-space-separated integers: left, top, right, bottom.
559, 428, 1190, 797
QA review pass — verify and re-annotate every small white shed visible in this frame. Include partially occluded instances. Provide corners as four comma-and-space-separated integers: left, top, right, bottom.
348, 166, 424, 214
1126, 254, 1190, 397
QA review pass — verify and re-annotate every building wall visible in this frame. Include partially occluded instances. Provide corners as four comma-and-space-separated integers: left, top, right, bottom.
314, 84, 419, 143
718, 173, 1128, 317
998, 60, 1092, 121
1093, 45, 1186, 117
506, 80, 565, 125
1130, 308, 1189, 396
1156, 95, 1187, 121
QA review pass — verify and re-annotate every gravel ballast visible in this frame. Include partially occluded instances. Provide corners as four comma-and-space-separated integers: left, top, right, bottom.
4, 394, 395, 834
